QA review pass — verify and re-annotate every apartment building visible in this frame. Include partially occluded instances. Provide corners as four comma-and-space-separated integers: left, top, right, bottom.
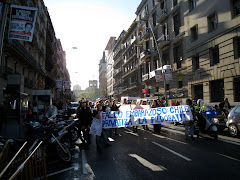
112, 30, 126, 100
109, 0, 240, 105
105, 37, 116, 100
121, 20, 139, 97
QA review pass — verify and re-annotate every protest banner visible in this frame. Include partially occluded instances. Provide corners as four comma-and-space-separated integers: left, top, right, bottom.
101, 105, 193, 129
8, 5, 38, 42
89, 118, 102, 136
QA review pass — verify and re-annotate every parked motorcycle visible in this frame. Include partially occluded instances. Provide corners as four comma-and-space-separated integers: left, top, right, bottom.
25, 121, 72, 163
197, 106, 219, 140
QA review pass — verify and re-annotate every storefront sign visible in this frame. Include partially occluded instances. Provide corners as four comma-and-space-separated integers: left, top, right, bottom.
7, 74, 21, 85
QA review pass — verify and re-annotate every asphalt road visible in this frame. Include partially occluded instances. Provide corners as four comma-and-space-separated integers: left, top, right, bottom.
47, 123, 240, 180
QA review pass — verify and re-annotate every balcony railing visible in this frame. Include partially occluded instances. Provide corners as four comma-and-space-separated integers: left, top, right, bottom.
140, 50, 151, 61
142, 73, 149, 81
113, 56, 122, 67
157, 35, 170, 49
7, 40, 43, 73
142, 27, 150, 40
113, 68, 121, 76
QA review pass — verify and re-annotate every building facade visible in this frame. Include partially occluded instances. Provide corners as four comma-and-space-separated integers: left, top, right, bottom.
104, 0, 240, 106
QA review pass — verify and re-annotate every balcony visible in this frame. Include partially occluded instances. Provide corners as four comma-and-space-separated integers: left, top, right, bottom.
113, 56, 122, 67
157, 9, 168, 24
157, 35, 170, 49
172, 27, 185, 44
6, 40, 43, 73
113, 68, 122, 76
122, 67, 137, 79
40, 12, 45, 23
35, 22, 39, 31
140, 50, 151, 62
142, 27, 150, 40
128, 82, 137, 90
142, 11, 149, 19
142, 73, 149, 81
171, 1, 181, 14
114, 79, 122, 87
123, 50, 137, 66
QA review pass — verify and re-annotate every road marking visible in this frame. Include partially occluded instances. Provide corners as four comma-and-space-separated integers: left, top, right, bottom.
152, 142, 192, 162
129, 154, 167, 171
125, 131, 139, 136
218, 138, 240, 146
217, 153, 240, 162
152, 133, 187, 145
81, 150, 95, 177
47, 166, 74, 177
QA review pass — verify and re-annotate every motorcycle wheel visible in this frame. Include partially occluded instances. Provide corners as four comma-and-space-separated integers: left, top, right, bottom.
62, 137, 71, 148
56, 143, 72, 163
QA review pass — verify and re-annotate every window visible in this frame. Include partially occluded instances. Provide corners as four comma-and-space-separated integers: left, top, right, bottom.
208, 12, 217, 31
152, 0, 155, 7
178, 81, 183, 88
166, 84, 170, 90
234, 106, 240, 114
189, 0, 197, 11
173, 43, 182, 69
173, 13, 180, 36
233, 36, 240, 59
161, 0, 165, 9
210, 46, 219, 66
232, 0, 240, 17
234, 76, 240, 102
162, 51, 170, 65
173, 0, 178, 7
192, 54, 199, 70
152, 12, 157, 27
210, 80, 224, 102
190, 25, 198, 41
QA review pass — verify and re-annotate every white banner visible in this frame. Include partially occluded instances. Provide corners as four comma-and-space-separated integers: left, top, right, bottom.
101, 105, 193, 129
89, 118, 102, 136
8, 5, 38, 42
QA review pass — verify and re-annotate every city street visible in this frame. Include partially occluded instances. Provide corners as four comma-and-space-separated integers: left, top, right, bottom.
46, 123, 240, 180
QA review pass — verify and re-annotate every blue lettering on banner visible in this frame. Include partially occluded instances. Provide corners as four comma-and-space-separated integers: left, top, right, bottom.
101, 105, 192, 129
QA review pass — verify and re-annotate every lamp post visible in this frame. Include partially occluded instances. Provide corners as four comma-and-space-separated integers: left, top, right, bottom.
141, 18, 168, 106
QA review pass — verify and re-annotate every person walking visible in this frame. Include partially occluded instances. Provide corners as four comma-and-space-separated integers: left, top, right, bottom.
111, 100, 120, 135
152, 100, 161, 134
183, 99, 196, 140
92, 103, 111, 151
78, 102, 92, 145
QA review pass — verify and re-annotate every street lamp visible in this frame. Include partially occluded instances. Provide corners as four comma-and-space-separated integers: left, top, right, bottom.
140, 18, 168, 106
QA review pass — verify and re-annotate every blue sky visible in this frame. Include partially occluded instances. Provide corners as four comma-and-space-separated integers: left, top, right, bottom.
44, 0, 141, 89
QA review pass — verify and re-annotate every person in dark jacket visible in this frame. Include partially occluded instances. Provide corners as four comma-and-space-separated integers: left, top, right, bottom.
78, 101, 92, 144
152, 100, 161, 134
111, 100, 120, 135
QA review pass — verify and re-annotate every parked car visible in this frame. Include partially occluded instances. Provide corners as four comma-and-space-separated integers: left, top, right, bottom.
68, 102, 78, 115
226, 105, 240, 137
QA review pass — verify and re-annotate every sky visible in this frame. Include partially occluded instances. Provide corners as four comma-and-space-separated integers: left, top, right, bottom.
44, 0, 141, 90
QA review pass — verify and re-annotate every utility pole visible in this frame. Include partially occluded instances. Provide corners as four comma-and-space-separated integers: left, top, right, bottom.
141, 18, 168, 106
0, 0, 10, 64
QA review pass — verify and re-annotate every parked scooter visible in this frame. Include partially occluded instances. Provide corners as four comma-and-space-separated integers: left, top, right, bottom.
25, 121, 72, 163
197, 106, 219, 139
